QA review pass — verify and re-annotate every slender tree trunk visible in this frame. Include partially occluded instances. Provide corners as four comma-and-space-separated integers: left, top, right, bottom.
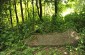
39, 0, 43, 22
36, 0, 40, 17
20, 0, 24, 23
25, 0, 28, 20
27, 0, 29, 20
0, 3, 2, 23
0, 3, 2, 33
9, 0, 13, 27
24, 0, 27, 20
32, 0, 34, 19
54, 0, 58, 16
14, 0, 19, 25
51, 0, 58, 31
32, 0, 35, 30
44, 1, 45, 16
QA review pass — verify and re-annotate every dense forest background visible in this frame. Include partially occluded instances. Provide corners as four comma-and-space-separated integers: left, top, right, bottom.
0, 0, 85, 55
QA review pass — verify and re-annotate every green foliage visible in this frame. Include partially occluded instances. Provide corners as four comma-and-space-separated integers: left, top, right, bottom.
0, 0, 85, 55
64, 12, 85, 32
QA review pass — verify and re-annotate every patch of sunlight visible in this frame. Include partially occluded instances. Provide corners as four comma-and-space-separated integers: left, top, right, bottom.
12, 15, 17, 26
16, 4, 22, 22
62, 0, 76, 5
22, 2, 25, 9
68, 1, 76, 4
45, 3, 54, 16
61, 0, 68, 5
61, 8, 74, 17
28, 2, 32, 8
35, 25, 39, 30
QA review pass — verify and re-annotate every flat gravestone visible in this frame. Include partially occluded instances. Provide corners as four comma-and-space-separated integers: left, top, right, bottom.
25, 29, 80, 46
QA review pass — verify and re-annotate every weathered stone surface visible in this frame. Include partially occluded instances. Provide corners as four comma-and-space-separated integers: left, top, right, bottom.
25, 29, 80, 46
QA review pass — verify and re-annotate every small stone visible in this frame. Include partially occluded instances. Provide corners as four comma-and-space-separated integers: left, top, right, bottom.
64, 52, 68, 55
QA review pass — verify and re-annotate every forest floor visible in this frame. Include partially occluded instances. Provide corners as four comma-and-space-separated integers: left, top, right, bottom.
24, 29, 80, 55
31, 46, 79, 55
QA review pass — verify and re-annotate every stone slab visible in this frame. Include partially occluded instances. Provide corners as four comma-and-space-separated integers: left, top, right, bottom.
25, 29, 80, 46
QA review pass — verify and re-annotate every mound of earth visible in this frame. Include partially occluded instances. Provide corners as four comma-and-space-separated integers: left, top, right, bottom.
24, 29, 80, 46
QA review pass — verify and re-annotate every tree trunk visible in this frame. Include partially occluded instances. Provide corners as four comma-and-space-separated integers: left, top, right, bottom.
54, 0, 58, 16
20, 0, 24, 23
0, 3, 2, 27
9, 0, 13, 27
27, 0, 29, 20
0, 3, 3, 33
32, 0, 35, 31
36, 0, 40, 18
24, 0, 27, 20
39, 0, 43, 22
14, 0, 19, 25
32, 0, 34, 20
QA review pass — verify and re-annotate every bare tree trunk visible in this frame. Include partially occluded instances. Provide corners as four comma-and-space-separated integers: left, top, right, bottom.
27, 0, 29, 20
32, 0, 34, 20
24, 0, 28, 20
51, 0, 58, 31
39, 0, 43, 22
54, 0, 58, 16
14, 0, 19, 25
24, 0, 27, 20
20, 0, 24, 23
36, 0, 40, 18
36, 0, 43, 22
9, 0, 13, 27
32, 0, 35, 31
0, 3, 3, 33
